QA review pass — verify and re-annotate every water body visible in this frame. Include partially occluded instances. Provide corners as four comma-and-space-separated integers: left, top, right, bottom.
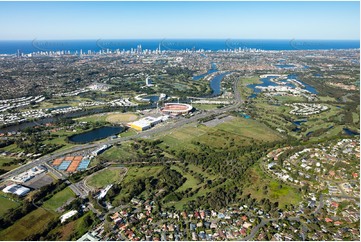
208, 72, 230, 97
343, 128, 360, 136
68, 126, 124, 143
0, 104, 155, 133
192, 63, 218, 81
275, 64, 296, 68
292, 120, 307, 132
247, 75, 296, 98
142, 95, 160, 102
306, 131, 314, 136
288, 74, 318, 94
247, 74, 317, 98
293, 120, 307, 126
0, 39, 359, 54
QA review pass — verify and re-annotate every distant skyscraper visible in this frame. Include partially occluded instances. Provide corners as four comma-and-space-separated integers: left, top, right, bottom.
137, 44, 142, 54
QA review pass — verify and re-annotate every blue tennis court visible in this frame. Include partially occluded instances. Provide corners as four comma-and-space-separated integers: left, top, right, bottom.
77, 159, 91, 171
58, 161, 72, 171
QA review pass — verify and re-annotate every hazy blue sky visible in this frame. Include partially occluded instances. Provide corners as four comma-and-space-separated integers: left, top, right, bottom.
0, 1, 359, 40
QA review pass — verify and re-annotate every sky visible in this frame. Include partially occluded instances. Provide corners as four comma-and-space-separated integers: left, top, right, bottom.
0, 1, 359, 40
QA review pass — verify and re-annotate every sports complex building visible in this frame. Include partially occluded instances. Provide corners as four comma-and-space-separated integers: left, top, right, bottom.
160, 103, 193, 115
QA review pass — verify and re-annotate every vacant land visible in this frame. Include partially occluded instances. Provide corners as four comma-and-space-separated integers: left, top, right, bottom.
42, 187, 76, 211
86, 167, 127, 189
0, 208, 58, 240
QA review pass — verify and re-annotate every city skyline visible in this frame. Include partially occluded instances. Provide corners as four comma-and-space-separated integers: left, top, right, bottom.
0, 1, 359, 40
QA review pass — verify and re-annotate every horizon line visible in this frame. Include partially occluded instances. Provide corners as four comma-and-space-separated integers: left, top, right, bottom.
0, 38, 360, 41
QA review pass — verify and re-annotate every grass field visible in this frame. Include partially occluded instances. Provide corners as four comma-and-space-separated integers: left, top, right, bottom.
75, 113, 108, 123
210, 117, 283, 142
0, 143, 22, 153
97, 142, 137, 162
105, 113, 138, 123
122, 166, 164, 184
0, 156, 21, 171
42, 187, 76, 211
192, 104, 220, 110
170, 166, 200, 192
242, 164, 302, 209
0, 208, 58, 240
238, 76, 262, 99
86, 167, 127, 189
157, 117, 283, 153
0, 195, 20, 216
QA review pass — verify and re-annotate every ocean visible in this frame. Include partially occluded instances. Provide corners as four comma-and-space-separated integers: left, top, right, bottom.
0, 39, 359, 54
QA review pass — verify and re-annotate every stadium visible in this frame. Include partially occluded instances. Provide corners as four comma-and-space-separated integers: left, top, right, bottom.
160, 103, 193, 115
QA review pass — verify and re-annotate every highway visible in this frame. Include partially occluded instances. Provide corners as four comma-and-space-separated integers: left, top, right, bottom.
0, 76, 243, 181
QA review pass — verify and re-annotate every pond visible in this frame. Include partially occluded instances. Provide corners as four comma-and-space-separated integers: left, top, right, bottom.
68, 126, 124, 143
292, 120, 307, 132
343, 128, 360, 136
142, 95, 160, 102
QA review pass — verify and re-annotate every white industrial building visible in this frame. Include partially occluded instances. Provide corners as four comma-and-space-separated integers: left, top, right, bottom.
60, 210, 78, 223
2, 184, 30, 196
128, 116, 167, 131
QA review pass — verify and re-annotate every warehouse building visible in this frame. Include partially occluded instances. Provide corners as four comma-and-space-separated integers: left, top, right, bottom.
2, 184, 30, 196
128, 116, 166, 131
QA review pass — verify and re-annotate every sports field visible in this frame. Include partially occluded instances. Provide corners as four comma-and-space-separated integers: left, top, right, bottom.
42, 187, 76, 211
105, 113, 138, 123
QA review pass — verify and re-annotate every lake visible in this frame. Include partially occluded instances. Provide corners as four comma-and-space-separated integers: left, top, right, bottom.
247, 74, 317, 98
142, 95, 160, 102
68, 126, 124, 143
